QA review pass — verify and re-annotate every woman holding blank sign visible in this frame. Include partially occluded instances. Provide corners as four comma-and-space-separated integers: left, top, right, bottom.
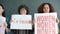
10, 5, 33, 34
18, 5, 33, 34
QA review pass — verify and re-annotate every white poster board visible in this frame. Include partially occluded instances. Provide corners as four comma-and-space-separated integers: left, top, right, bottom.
34, 13, 58, 34
10, 15, 32, 30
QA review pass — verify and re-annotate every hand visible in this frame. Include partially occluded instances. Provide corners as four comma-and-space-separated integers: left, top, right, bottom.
29, 21, 33, 24
56, 18, 59, 23
5, 28, 10, 33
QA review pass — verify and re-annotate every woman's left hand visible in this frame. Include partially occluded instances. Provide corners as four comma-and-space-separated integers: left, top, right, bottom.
56, 18, 59, 23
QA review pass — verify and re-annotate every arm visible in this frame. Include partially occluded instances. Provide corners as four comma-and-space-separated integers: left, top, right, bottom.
4, 22, 10, 33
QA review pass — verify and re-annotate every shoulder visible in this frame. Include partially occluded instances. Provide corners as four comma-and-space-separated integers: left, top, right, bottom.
2, 16, 6, 20
1, 16, 6, 21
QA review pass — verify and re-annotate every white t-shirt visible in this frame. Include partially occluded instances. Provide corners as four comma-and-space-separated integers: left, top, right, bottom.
0, 16, 7, 34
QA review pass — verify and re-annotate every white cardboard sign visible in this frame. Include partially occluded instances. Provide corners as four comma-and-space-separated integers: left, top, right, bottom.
34, 13, 58, 34
10, 15, 32, 30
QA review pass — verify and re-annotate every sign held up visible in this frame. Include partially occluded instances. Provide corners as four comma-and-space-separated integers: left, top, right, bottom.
34, 13, 58, 34
10, 15, 32, 30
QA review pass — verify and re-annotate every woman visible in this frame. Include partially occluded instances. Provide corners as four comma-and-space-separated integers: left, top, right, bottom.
38, 3, 59, 22
0, 4, 9, 34
18, 5, 33, 34
37, 3, 59, 34
10, 5, 33, 34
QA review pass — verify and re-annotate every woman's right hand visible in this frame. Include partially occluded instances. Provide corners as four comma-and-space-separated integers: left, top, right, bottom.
10, 19, 14, 24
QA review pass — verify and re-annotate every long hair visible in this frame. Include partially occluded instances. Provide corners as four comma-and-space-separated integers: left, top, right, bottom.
0, 4, 5, 17
38, 3, 54, 13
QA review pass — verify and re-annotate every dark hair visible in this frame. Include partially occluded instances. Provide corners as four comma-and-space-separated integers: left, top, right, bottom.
38, 3, 54, 13
0, 4, 5, 17
18, 5, 29, 14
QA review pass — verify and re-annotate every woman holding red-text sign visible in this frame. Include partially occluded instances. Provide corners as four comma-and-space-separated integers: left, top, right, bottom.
36, 3, 59, 34
38, 3, 59, 23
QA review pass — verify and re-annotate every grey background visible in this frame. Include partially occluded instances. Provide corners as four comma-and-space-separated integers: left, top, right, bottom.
0, 0, 60, 34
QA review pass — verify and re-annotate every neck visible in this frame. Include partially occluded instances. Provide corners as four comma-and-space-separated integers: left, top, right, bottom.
0, 14, 2, 16
21, 14, 26, 15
